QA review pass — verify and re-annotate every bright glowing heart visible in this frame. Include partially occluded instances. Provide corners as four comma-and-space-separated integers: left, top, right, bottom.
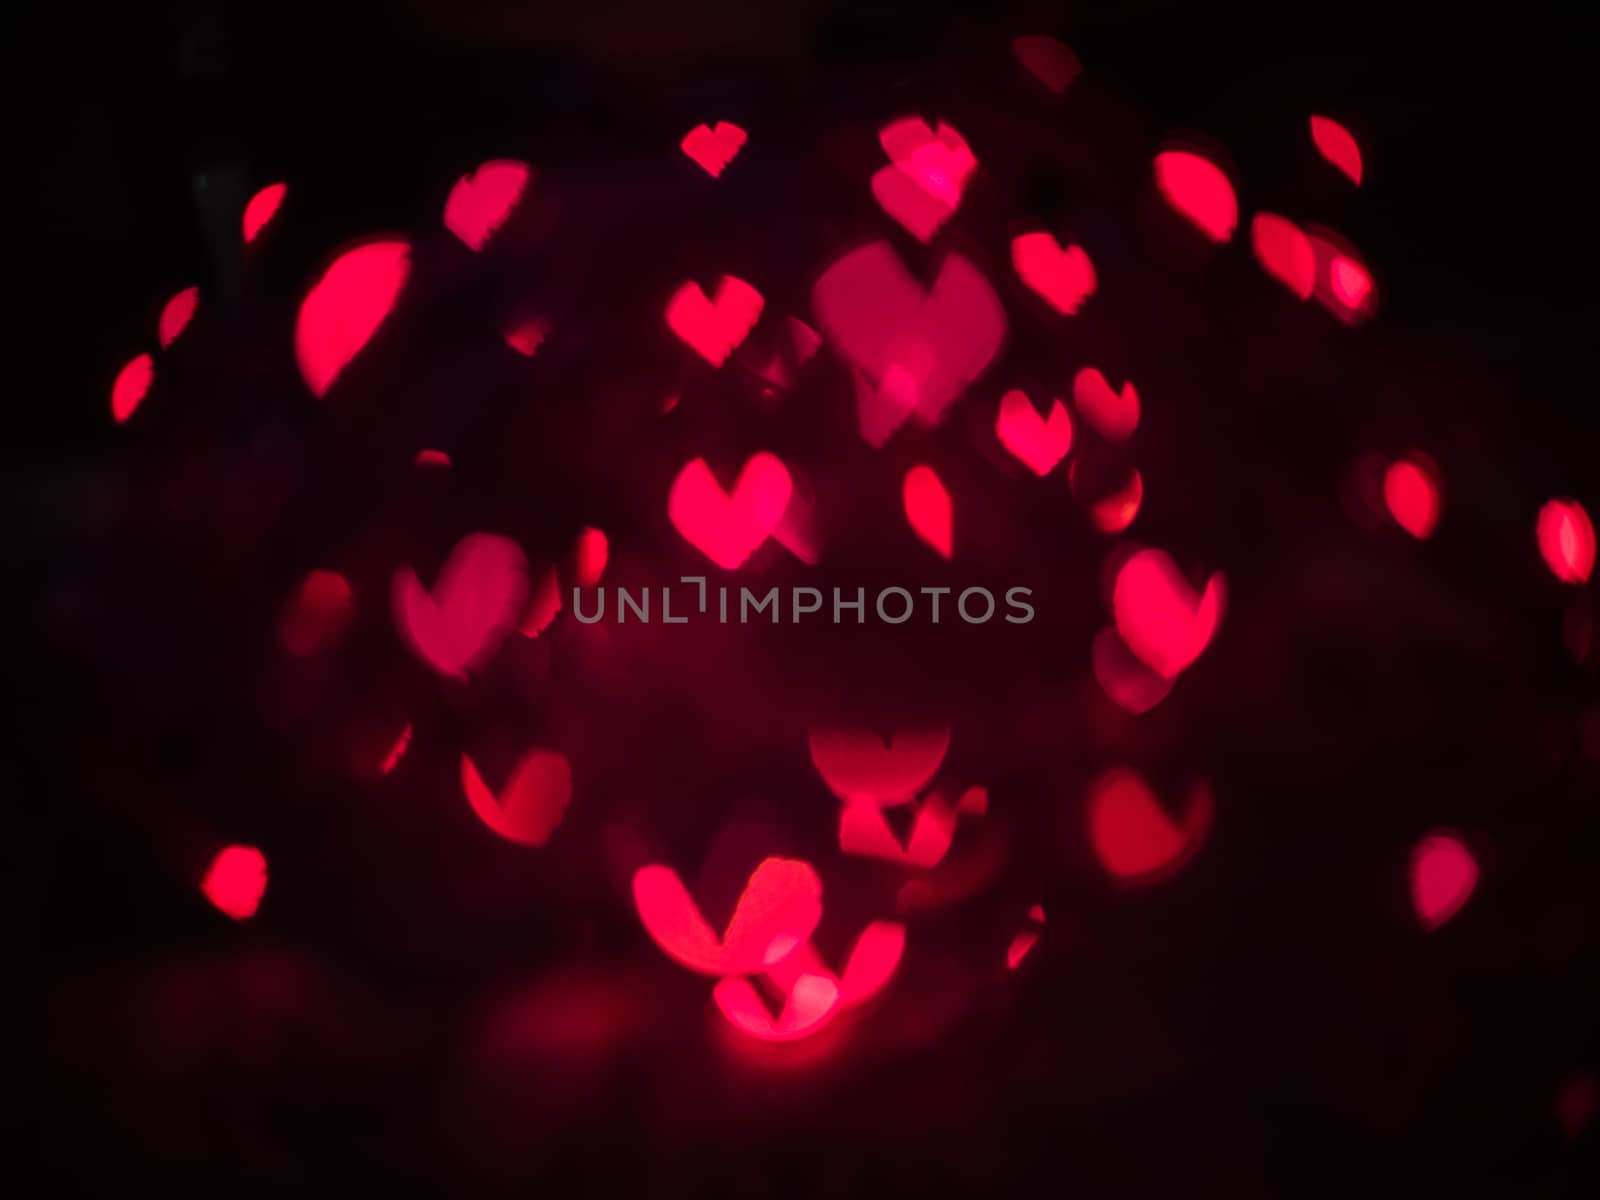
1154, 150, 1237, 242
666, 276, 764, 367
111, 353, 153, 424
1384, 456, 1440, 539
277, 569, 354, 657
1410, 833, 1478, 930
681, 121, 746, 177
632, 857, 824, 977
813, 241, 1005, 446
713, 921, 904, 1042
1251, 213, 1316, 300
872, 117, 976, 242
903, 465, 953, 558
1088, 769, 1212, 883
157, 286, 198, 349
808, 723, 951, 806
996, 390, 1072, 475
1011, 233, 1096, 316
1073, 368, 1139, 441
460, 748, 572, 847
1112, 548, 1225, 678
502, 316, 547, 357
669, 453, 792, 569
295, 240, 411, 398
444, 160, 531, 251
1331, 257, 1373, 308
1310, 115, 1363, 185
201, 845, 267, 920
1537, 499, 1596, 583
1092, 626, 1173, 714
1011, 35, 1081, 94
392, 532, 528, 679
242, 181, 286, 244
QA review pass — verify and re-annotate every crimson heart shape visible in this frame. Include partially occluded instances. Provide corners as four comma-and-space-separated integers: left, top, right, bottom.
668, 453, 792, 569
1012, 232, 1097, 316
460, 748, 572, 847
158, 286, 198, 349
996, 389, 1072, 475
813, 241, 1005, 446
242, 181, 287, 244
392, 532, 528, 679
1088, 769, 1213, 884
444, 160, 531, 252
680, 121, 747, 177
808, 723, 951, 807
1073, 368, 1139, 441
666, 276, 764, 366
1410, 833, 1478, 930
1251, 213, 1316, 300
1112, 548, 1224, 678
712, 921, 904, 1042
111, 353, 154, 424
871, 117, 976, 242
633, 856, 824, 977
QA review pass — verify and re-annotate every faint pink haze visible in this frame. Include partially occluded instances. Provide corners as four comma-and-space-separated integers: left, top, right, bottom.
460, 749, 572, 847
415, 449, 451, 468
295, 240, 411, 397
1537, 499, 1595, 583
242, 181, 287, 244
713, 920, 905, 1042
904, 464, 954, 558
1006, 904, 1045, 969
1112, 548, 1225, 678
1310, 115, 1363, 185
809, 723, 951, 806
443, 160, 531, 251
1092, 626, 1173, 714
1088, 769, 1213, 883
157, 286, 198, 348
1251, 213, 1316, 299
1011, 232, 1097, 315
838, 789, 968, 867
574, 527, 609, 586
666, 275, 764, 367
996, 389, 1072, 475
1011, 35, 1081, 94
632, 857, 824, 977
1154, 149, 1238, 242
111, 353, 154, 424
668, 452, 792, 569
379, 722, 412, 775
201, 845, 267, 920
1073, 368, 1139, 441
1410, 833, 1478, 930
277, 568, 354, 657
391, 532, 528, 678
502, 315, 547, 357
1384, 455, 1441, 539
813, 241, 1005, 446
680, 121, 746, 177
872, 117, 977, 242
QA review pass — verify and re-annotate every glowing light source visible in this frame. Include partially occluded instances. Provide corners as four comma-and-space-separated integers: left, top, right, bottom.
680, 122, 747, 177
295, 240, 411, 398
242, 182, 287, 244
633, 857, 824, 977
392, 532, 528, 678
903, 465, 954, 558
1072, 368, 1139, 441
1537, 499, 1595, 583
1409, 832, 1478, 930
808, 724, 952, 806
1011, 232, 1096, 315
872, 117, 977, 242
1112, 548, 1225, 678
665, 276, 764, 367
157, 286, 198, 348
574, 527, 609, 586
201, 845, 267, 920
668, 453, 792, 569
996, 389, 1072, 476
1154, 149, 1238, 242
1251, 213, 1316, 300
1384, 455, 1441, 540
1088, 769, 1212, 883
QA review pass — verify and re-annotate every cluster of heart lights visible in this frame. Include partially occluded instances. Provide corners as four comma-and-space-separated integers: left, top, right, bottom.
102, 32, 1600, 1047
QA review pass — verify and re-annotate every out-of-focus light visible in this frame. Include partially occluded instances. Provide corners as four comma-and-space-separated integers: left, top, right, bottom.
1092, 626, 1173, 714
1410, 832, 1478, 930
295, 240, 411, 397
669, 453, 791, 569
1310, 115, 1363, 185
157, 286, 198, 348
444, 160, 531, 252
1011, 35, 1081, 94
1072, 465, 1143, 534
502, 316, 547, 357
1154, 149, 1238, 242
201, 845, 267, 920
838, 786, 976, 867
242, 182, 287, 244
379, 722, 412, 775
996, 389, 1072, 475
460, 748, 572, 847
1072, 368, 1139, 441
904, 464, 953, 558
1537, 499, 1595, 583
666, 276, 763, 367
872, 118, 976, 242
111, 353, 153, 424
277, 568, 354, 657
1087, 770, 1212, 884
574, 527, 609, 586
1251, 213, 1315, 300
415, 449, 451, 468
680, 122, 746, 177
1112, 548, 1225, 678
1306, 228, 1378, 324
1011, 232, 1096, 316
392, 532, 528, 678
633, 857, 824, 977
1384, 455, 1441, 540
809, 724, 951, 806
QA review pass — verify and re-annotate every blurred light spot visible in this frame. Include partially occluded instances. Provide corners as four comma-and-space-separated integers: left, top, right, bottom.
713, 921, 904, 1042
415, 449, 451, 468
295, 240, 410, 398
680, 121, 746, 177
1012, 232, 1096, 315
1006, 903, 1045, 970
201, 845, 267, 920
111, 353, 153, 424
1154, 149, 1237, 242
503, 316, 547, 357
1331, 256, 1373, 308
379, 722, 412, 775
996, 389, 1072, 475
809, 724, 950, 806
1538, 499, 1595, 583
1112, 548, 1225, 678
392, 532, 528, 678
461, 748, 571, 847
1092, 626, 1173, 714
575, 527, 608, 586
904, 464, 953, 558
633, 857, 824, 977
444, 160, 531, 252
1088, 769, 1212, 883
157, 286, 198, 348
1251, 213, 1315, 299
1410, 832, 1478, 930
669, 453, 791, 569
1310, 115, 1363, 185
242, 182, 287, 244
872, 118, 976, 242
277, 568, 354, 657
1072, 464, 1143, 534
1011, 34, 1081, 94
519, 564, 562, 638
666, 276, 763, 367
1072, 367, 1139, 441
1384, 455, 1441, 539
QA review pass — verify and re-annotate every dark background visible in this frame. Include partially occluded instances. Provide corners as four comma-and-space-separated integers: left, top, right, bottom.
7, 1, 1599, 1194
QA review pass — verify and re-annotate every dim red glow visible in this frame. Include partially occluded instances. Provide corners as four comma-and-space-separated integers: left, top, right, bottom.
1537, 499, 1595, 583
838, 790, 968, 867
392, 532, 528, 679
574, 526, 608, 586
1011, 232, 1096, 316
518, 564, 562, 638
277, 569, 354, 657
157, 286, 198, 348
444, 160, 531, 252
1251, 213, 1316, 299
111, 353, 153, 424
1384, 456, 1441, 539
1088, 769, 1212, 883
1330, 256, 1373, 308
1310, 115, 1363, 185
460, 748, 572, 847
666, 275, 764, 367
502, 316, 547, 357
872, 117, 977, 242
1072, 368, 1140, 441
680, 121, 747, 177
633, 857, 824, 977
1092, 625, 1173, 714
714, 972, 839, 1041
242, 181, 287, 243
1154, 149, 1237, 242
809, 724, 951, 806
813, 242, 1005, 446
1006, 930, 1038, 969
201, 845, 267, 920
1410, 833, 1478, 930
1306, 229, 1378, 323
1074, 466, 1143, 533
295, 240, 411, 397
1112, 549, 1225, 678
904, 464, 954, 558
1011, 35, 1081, 94
996, 389, 1072, 475
668, 452, 792, 569
415, 449, 451, 468
379, 722, 412, 775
